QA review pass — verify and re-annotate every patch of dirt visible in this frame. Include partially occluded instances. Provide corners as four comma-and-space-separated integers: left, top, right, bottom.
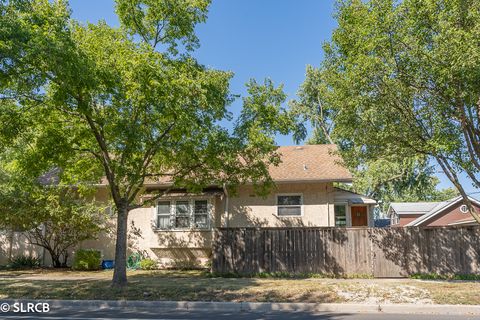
334, 283, 433, 304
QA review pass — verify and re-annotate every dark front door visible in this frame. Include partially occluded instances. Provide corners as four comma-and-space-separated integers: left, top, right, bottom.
351, 206, 368, 227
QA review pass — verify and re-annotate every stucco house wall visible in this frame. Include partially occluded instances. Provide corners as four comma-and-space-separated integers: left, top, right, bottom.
76, 182, 375, 266
79, 193, 224, 266
0, 231, 43, 266
226, 182, 335, 228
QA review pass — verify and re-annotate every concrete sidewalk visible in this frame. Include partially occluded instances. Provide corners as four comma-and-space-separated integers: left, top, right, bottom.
2, 299, 480, 316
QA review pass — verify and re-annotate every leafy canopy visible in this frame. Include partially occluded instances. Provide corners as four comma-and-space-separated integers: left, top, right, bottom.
294, 0, 479, 215
0, 0, 298, 285
115, 0, 210, 54
0, 156, 107, 268
0, 0, 296, 206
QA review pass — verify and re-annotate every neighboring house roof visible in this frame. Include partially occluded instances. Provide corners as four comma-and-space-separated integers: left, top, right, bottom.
269, 145, 352, 183
404, 196, 480, 227
388, 202, 442, 216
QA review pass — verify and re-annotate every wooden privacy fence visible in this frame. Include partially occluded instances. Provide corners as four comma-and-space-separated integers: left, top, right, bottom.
212, 226, 480, 277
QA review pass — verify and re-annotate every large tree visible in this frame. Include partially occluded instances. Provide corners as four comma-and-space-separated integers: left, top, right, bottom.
0, 0, 296, 286
291, 66, 458, 209
295, 0, 480, 219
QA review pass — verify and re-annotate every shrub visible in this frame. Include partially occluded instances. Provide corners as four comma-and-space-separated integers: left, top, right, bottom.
73, 249, 101, 271
170, 259, 201, 270
9, 255, 41, 269
139, 258, 157, 270
410, 273, 480, 281
204, 259, 212, 270
207, 271, 374, 279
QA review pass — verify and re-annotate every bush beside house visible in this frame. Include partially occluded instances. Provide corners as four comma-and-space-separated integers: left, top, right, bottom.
73, 249, 101, 271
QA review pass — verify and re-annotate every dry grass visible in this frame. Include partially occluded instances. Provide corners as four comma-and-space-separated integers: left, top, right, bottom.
0, 269, 479, 305
412, 280, 480, 305
0, 269, 340, 302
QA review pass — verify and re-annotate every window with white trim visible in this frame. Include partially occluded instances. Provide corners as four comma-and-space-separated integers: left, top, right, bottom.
277, 195, 302, 216
156, 199, 211, 230
334, 204, 347, 227
460, 204, 469, 214
156, 201, 171, 229
175, 200, 190, 228
194, 200, 209, 228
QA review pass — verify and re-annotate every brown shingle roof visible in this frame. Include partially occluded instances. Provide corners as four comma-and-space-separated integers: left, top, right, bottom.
103, 144, 352, 187
269, 144, 352, 182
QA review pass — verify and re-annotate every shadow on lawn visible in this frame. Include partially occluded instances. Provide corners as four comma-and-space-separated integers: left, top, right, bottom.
0, 271, 339, 303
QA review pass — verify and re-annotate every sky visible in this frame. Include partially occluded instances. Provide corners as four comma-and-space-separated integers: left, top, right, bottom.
68, 0, 479, 197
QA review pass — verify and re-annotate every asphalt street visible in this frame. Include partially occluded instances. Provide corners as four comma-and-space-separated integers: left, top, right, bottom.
1, 309, 479, 320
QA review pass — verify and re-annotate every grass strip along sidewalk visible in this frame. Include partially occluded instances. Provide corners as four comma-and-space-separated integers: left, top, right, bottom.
0, 269, 479, 305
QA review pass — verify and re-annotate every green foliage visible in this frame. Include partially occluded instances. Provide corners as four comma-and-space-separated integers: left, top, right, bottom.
204, 259, 212, 270
0, 160, 108, 268
0, 0, 296, 203
8, 256, 41, 269
207, 271, 373, 279
290, 65, 333, 144
0, 0, 298, 285
170, 258, 202, 270
115, 0, 210, 54
139, 258, 158, 270
73, 249, 101, 271
294, 0, 480, 213
410, 273, 480, 281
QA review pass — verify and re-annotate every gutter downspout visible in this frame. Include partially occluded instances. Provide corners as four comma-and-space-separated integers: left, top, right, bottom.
223, 183, 229, 228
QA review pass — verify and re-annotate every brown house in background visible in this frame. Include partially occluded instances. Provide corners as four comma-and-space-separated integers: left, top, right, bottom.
388, 196, 480, 227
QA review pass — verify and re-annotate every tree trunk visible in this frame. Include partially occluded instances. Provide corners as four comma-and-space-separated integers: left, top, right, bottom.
62, 252, 68, 268
112, 201, 129, 287
49, 250, 62, 268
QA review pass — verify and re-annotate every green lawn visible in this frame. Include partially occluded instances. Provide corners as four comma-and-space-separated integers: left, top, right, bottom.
0, 269, 479, 305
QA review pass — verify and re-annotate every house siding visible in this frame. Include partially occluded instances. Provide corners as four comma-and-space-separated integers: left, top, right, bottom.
422, 202, 480, 227
393, 214, 423, 227
80, 194, 224, 266
79, 182, 376, 266
81, 182, 345, 265
226, 182, 336, 227
1, 182, 376, 267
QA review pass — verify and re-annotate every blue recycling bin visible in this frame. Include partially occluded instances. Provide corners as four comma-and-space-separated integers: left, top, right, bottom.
101, 260, 115, 269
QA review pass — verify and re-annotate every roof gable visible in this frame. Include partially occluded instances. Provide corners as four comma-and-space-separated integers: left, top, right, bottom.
405, 196, 480, 226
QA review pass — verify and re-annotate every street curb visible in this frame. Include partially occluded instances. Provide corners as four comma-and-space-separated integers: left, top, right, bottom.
2, 299, 480, 315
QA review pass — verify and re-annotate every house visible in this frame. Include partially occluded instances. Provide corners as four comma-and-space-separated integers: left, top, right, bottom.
75, 144, 377, 266
388, 196, 480, 227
